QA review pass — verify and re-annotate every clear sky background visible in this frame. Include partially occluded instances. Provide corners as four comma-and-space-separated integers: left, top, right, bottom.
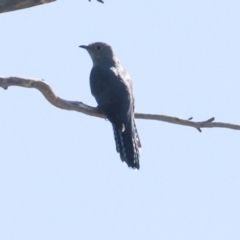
1, 1, 240, 239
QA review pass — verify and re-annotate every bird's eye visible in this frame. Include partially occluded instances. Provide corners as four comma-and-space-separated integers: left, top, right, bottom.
96, 45, 101, 50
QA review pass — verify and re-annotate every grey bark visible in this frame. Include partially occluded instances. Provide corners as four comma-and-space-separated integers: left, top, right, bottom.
0, 0, 103, 14
1, 76, 239, 132
0, 0, 55, 13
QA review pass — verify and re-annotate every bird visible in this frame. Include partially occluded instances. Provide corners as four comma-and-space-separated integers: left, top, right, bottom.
80, 42, 141, 170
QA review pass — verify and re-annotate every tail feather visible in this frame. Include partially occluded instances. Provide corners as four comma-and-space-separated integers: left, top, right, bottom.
112, 125, 123, 154
133, 120, 141, 149
112, 119, 140, 169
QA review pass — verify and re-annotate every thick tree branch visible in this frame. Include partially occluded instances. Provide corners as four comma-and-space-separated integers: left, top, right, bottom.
1, 76, 240, 132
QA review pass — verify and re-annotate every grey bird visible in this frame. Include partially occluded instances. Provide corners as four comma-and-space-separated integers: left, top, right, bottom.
80, 42, 141, 169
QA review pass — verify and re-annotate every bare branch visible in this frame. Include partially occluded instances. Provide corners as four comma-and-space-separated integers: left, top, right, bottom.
0, 0, 103, 14
89, 0, 104, 3
0, 0, 55, 13
0, 76, 104, 118
1, 76, 240, 132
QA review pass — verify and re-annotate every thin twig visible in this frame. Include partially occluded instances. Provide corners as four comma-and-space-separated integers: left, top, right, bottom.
89, 0, 104, 3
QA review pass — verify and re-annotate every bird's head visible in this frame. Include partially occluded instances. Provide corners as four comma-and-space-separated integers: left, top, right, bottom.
79, 42, 116, 65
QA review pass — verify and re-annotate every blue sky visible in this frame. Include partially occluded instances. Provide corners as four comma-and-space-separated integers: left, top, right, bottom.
1, 1, 240, 239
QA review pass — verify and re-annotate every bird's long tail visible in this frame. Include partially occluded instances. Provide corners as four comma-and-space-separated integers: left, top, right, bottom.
112, 119, 141, 169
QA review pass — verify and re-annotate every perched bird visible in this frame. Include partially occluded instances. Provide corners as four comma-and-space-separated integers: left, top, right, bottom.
80, 42, 141, 169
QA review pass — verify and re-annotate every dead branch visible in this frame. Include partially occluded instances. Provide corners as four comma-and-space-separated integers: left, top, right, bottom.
1, 76, 240, 132
0, 0, 55, 13
0, 0, 103, 14
89, 0, 104, 3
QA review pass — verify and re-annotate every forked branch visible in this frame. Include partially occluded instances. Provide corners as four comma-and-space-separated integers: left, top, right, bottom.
1, 76, 240, 132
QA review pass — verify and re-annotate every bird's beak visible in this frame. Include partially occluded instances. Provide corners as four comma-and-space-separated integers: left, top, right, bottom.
79, 45, 88, 50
